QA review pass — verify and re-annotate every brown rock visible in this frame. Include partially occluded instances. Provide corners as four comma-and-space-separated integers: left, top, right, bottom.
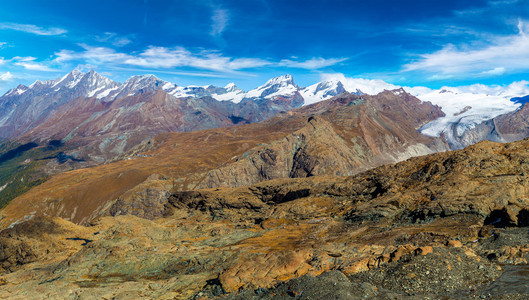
415, 246, 433, 256
479, 225, 495, 238
447, 240, 463, 248
390, 245, 415, 261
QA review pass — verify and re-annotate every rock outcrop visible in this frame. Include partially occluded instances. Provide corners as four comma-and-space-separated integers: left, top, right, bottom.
197, 91, 447, 189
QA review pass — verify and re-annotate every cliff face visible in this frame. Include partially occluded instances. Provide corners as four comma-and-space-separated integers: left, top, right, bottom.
198, 91, 447, 189
197, 116, 365, 188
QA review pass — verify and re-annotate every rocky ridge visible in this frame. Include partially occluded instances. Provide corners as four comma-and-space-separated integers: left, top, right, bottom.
0, 91, 448, 226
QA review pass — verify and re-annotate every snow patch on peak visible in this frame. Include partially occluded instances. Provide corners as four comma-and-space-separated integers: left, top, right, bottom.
391, 88, 406, 96
4, 84, 29, 97
224, 82, 237, 91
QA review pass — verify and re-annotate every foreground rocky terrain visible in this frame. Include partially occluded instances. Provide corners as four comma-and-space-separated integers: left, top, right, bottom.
1, 136, 529, 298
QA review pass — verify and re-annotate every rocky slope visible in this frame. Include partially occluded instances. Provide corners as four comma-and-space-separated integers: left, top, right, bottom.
198, 89, 447, 189
0, 72, 320, 205
12, 74, 308, 161
1, 137, 529, 298
0, 90, 447, 226
0, 69, 120, 139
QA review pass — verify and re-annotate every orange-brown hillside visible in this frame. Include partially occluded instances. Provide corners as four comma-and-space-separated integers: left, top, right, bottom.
0, 91, 447, 227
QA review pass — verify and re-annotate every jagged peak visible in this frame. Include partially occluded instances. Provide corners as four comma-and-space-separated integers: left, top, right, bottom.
264, 74, 295, 87
121, 74, 168, 89
29, 79, 56, 89
225, 82, 237, 90
224, 82, 244, 93
125, 74, 161, 82
85, 69, 103, 78
69, 68, 83, 76
316, 80, 344, 89
50, 68, 86, 88
3, 84, 29, 97
390, 87, 407, 96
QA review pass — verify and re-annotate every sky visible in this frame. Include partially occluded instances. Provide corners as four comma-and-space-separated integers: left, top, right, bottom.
0, 0, 528, 93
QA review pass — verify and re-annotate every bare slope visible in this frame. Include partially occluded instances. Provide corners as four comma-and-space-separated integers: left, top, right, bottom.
0, 91, 446, 226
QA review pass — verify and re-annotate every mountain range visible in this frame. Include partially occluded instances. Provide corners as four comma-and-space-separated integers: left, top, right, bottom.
2, 118, 529, 298
2, 69, 527, 152
0, 90, 448, 225
0, 69, 528, 207
1, 69, 529, 298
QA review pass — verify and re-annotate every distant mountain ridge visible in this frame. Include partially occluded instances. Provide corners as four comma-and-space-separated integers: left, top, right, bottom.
0, 90, 449, 227
2, 69, 529, 154
0, 70, 348, 141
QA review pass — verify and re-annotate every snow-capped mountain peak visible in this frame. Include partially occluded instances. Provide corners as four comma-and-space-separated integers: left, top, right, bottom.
4, 84, 29, 97
246, 74, 299, 99
265, 74, 294, 86
51, 68, 84, 89
224, 82, 242, 93
300, 80, 347, 106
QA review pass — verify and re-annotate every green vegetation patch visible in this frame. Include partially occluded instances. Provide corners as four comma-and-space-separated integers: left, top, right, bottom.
0, 141, 65, 209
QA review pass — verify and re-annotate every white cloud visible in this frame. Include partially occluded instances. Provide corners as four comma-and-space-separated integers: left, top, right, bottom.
95, 32, 133, 47
0, 72, 13, 81
446, 81, 529, 96
279, 57, 348, 69
0, 23, 66, 36
55, 45, 129, 64
211, 9, 229, 37
54, 44, 346, 72
12, 56, 56, 72
481, 67, 506, 75
56, 45, 269, 72
404, 20, 529, 77
489, 0, 520, 5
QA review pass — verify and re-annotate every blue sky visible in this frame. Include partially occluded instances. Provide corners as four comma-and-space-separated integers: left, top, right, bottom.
0, 0, 528, 93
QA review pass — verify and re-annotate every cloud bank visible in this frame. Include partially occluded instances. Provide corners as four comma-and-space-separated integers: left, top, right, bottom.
54, 45, 346, 72
404, 20, 529, 78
